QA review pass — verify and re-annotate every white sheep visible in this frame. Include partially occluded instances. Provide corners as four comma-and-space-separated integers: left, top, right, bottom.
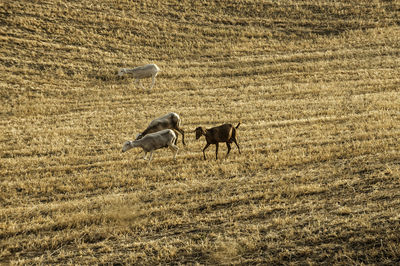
136, 112, 185, 145
118, 64, 160, 90
122, 129, 178, 163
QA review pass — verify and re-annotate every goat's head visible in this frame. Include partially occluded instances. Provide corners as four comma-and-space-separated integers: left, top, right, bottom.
122, 141, 133, 153
194, 127, 205, 140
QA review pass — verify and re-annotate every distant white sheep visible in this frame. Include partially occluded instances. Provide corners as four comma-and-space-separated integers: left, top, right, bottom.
122, 129, 178, 163
118, 63, 160, 90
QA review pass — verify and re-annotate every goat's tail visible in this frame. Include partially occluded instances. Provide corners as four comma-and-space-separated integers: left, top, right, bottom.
235, 122, 241, 129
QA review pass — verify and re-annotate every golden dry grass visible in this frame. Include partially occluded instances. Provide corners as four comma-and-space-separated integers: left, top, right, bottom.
1, 0, 400, 264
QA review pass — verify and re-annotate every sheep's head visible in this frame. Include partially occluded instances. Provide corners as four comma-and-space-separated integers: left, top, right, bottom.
122, 141, 133, 152
194, 127, 205, 140
135, 133, 144, 140
118, 68, 126, 77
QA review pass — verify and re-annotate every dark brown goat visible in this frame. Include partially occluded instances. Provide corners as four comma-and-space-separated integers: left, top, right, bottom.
194, 123, 241, 160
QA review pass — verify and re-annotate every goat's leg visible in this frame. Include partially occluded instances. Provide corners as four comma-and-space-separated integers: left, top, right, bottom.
202, 143, 210, 160
142, 151, 148, 160
226, 142, 232, 158
233, 138, 241, 154
215, 143, 219, 160
148, 151, 153, 163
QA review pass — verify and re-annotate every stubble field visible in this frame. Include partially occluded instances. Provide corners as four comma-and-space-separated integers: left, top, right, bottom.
1, 0, 400, 264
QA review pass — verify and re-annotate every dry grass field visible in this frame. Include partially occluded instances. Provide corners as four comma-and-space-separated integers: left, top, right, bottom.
1, 0, 400, 264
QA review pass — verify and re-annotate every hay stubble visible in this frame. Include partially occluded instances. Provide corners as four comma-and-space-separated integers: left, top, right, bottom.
1, 0, 400, 264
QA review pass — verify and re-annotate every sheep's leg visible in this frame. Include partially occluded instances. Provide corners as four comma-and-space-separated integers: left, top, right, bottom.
149, 75, 156, 90
139, 80, 145, 90
226, 142, 232, 158
215, 143, 219, 160
169, 144, 179, 160
135, 78, 145, 90
148, 151, 153, 162
176, 128, 185, 145
233, 138, 241, 154
142, 152, 148, 160
202, 143, 210, 160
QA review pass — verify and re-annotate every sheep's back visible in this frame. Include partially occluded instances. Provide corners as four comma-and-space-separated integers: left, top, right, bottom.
131, 64, 159, 78
147, 113, 179, 130
142, 129, 175, 151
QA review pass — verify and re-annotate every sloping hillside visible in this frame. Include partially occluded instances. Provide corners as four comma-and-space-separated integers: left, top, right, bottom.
1, 0, 400, 264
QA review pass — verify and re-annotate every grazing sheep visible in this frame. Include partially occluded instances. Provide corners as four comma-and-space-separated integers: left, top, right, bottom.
194, 123, 241, 160
118, 63, 160, 90
122, 129, 178, 163
136, 112, 185, 146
